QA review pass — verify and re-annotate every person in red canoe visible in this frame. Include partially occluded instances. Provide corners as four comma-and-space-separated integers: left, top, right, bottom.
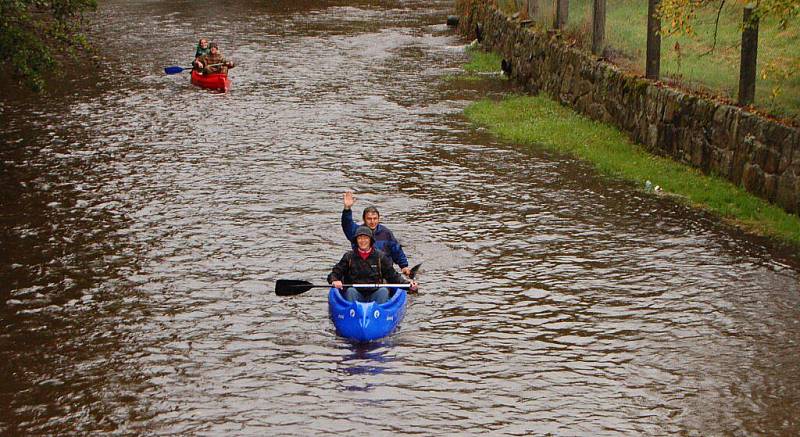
195, 42, 235, 75
191, 38, 210, 70
328, 226, 418, 304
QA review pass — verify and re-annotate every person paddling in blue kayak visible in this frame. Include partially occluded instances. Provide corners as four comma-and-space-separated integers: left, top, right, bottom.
341, 191, 412, 277
328, 226, 418, 304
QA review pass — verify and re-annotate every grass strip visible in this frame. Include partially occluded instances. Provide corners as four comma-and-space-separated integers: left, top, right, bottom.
464, 94, 800, 247
463, 45, 503, 73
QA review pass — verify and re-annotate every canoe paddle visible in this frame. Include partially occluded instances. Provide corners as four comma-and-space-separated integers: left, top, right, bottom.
275, 280, 412, 296
164, 63, 223, 75
164, 66, 192, 74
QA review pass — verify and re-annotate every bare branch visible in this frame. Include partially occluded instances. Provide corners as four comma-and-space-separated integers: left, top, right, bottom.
701, 0, 726, 56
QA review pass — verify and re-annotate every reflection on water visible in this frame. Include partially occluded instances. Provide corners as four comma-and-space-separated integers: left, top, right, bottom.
339, 342, 394, 378
1, 0, 799, 435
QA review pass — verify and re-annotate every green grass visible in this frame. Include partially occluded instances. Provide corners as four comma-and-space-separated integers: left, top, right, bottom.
463, 45, 504, 73
445, 45, 506, 82
463, 94, 800, 247
498, 0, 800, 121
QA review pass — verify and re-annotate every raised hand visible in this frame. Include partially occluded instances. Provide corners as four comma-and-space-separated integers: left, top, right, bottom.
343, 191, 355, 210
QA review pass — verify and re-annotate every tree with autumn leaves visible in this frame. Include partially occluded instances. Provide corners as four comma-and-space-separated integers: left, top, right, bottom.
660, 0, 798, 31
658, 0, 799, 101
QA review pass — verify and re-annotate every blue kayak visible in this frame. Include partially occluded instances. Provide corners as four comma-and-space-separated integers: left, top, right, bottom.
328, 287, 407, 342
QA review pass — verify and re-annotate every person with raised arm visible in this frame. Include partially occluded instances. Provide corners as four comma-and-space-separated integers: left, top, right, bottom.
341, 191, 411, 277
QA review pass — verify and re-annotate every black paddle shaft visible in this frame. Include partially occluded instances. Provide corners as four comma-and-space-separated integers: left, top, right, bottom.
275, 263, 421, 296
275, 280, 411, 296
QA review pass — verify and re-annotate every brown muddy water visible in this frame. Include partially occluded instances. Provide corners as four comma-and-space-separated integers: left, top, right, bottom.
1, 0, 799, 435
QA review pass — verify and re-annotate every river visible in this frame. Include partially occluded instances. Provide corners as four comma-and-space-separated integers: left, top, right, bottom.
1, 0, 798, 435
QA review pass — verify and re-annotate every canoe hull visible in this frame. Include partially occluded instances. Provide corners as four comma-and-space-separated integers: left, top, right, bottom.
190, 70, 231, 92
328, 287, 407, 342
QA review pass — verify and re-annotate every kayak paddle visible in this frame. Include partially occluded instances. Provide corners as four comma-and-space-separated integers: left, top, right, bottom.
408, 263, 421, 279
275, 280, 412, 296
164, 66, 192, 74
164, 63, 224, 75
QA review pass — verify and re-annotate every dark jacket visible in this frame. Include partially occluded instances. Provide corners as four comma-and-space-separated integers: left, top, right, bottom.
341, 209, 409, 269
327, 249, 406, 290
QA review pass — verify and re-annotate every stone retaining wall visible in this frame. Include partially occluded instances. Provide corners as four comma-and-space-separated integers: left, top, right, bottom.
457, 2, 800, 215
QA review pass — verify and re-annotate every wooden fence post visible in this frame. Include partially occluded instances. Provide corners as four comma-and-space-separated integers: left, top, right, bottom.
646, 0, 661, 79
554, 0, 569, 30
592, 0, 606, 55
738, 5, 759, 105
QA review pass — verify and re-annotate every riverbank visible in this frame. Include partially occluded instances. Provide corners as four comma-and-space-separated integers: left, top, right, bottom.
462, 47, 800, 249
457, 2, 800, 219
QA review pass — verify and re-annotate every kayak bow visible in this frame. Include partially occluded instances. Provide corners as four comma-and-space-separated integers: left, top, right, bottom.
328, 287, 407, 342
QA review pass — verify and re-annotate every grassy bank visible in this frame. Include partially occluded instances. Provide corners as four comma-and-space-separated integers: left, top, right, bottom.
463, 45, 504, 73
496, 0, 800, 122
445, 45, 506, 82
461, 52, 800, 248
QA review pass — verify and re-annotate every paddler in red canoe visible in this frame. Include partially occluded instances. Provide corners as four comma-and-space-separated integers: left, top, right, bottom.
194, 42, 235, 75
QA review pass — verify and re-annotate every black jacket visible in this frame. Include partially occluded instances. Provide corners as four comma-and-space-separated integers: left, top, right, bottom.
327, 249, 406, 286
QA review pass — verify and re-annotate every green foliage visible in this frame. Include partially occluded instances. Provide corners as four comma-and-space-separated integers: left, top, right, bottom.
0, 0, 97, 91
464, 94, 800, 246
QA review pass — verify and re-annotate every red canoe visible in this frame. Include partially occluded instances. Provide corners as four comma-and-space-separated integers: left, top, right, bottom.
191, 70, 231, 92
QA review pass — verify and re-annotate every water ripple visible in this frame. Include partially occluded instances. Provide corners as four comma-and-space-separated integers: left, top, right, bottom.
1, 0, 799, 436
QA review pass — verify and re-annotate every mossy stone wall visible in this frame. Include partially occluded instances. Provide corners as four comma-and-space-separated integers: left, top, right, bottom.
458, 3, 800, 215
